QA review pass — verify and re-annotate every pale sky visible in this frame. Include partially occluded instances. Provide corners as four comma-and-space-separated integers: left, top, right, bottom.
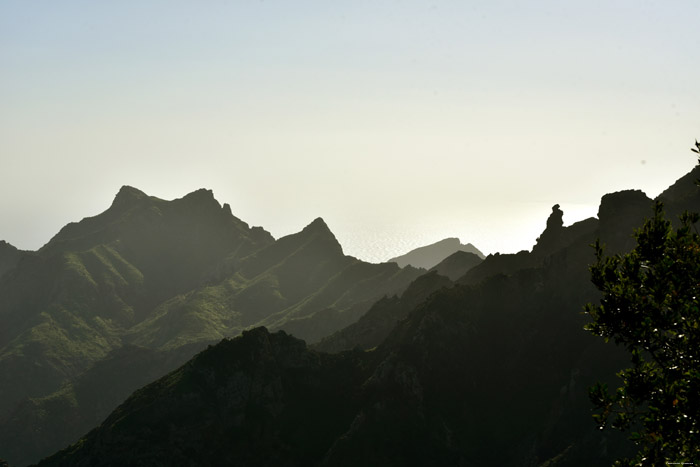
2, 1, 699, 262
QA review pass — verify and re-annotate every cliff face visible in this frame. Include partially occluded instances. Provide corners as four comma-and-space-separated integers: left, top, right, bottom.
597, 189, 654, 254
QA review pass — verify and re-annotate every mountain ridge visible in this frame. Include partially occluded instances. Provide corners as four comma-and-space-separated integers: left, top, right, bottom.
35, 164, 700, 466
0, 186, 422, 466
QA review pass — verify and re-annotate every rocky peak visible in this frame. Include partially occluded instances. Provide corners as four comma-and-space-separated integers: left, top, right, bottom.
532, 204, 564, 256
110, 185, 148, 210
297, 217, 344, 253
597, 190, 652, 223
180, 188, 216, 204
545, 204, 564, 230
171, 188, 223, 215
302, 217, 332, 233
597, 190, 654, 253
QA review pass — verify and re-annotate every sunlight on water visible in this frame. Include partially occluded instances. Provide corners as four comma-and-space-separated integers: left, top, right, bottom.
328, 201, 600, 263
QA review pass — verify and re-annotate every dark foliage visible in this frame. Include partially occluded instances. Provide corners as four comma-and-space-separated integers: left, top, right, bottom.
585, 201, 700, 463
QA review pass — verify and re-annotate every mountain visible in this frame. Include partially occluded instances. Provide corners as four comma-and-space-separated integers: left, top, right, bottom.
125, 215, 421, 347
38, 328, 374, 467
312, 270, 453, 354
388, 237, 485, 269
0, 187, 422, 466
0, 241, 27, 279
657, 164, 700, 221
37, 166, 700, 466
0, 186, 272, 412
1, 344, 187, 463
428, 250, 483, 281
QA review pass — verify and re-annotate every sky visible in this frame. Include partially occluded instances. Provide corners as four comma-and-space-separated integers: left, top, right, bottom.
1, 1, 699, 262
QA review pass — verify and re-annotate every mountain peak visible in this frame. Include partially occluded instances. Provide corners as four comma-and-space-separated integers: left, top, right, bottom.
597, 189, 654, 252
546, 204, 564, 228
111, 186, 148, 210
532, 204, 565, 256
598, 190, 652, 223
173, 188, 223, 214
182, 188, 216, 202
388, 238, 485, 269
303, 217, 331, 233
299, 217, 344, 252
116, 185, 147, 198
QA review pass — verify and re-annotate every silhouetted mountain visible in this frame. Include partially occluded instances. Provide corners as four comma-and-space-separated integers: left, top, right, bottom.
38, 328, 374, 467
532, 203, 565, 256
313, 270, 452, 354
0, 187, 421, 466
657, 164, 700, 223
0, 186, 272, 410
388, 238, 484, 269
428, 250, 483, 281
128, 215, 420, 348
597, 189, 653, 254
7, 164, 700, 466
37, 165, 700, 466
0, 241, 26, 279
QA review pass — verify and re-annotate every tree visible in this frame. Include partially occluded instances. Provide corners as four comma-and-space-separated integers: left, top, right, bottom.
585, 164, 700, 464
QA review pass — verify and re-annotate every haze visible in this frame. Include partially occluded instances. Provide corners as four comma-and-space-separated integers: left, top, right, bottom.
1, 1, 699, 262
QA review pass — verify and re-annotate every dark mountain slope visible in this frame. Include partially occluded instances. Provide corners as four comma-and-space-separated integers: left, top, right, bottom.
0, 241, 26, 279
35, 251, 634, 465
0, 344, 189, 465
657, 164, 700, 222
313, 270, 452, 353
428, 250, 483, 281
261, 260, 422, 343
122, 216, 352, 349
323, 247, 634, 466
38, 328, 373, 467
322, 181, 695, 466
308, 249, 482, 354
126, 217, 421, 348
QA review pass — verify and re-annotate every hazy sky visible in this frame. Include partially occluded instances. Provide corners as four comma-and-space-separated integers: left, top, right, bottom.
2, 1, 699, 262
